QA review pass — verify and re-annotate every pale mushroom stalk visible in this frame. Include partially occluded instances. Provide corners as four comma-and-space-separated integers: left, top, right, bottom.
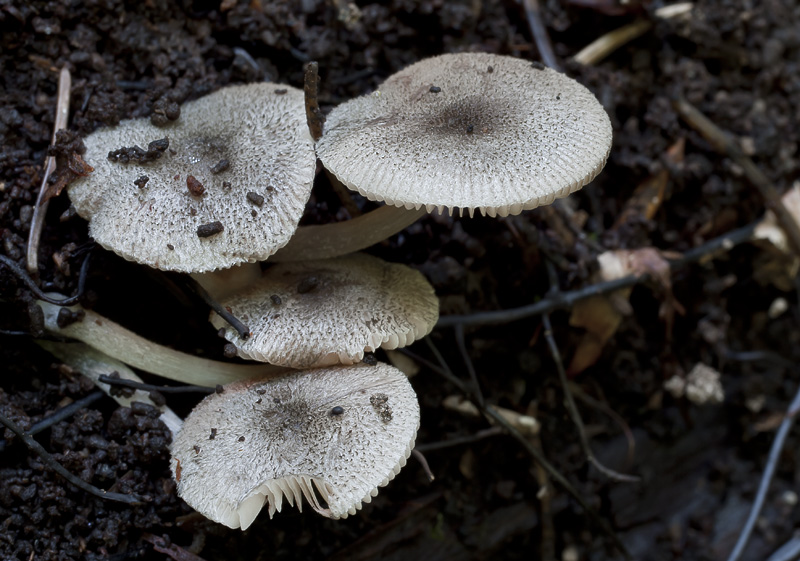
39, 299, 285, 387
271, 205, 426, 262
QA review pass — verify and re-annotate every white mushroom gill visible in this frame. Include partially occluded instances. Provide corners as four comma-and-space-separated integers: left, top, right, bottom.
171, 363, 420, 529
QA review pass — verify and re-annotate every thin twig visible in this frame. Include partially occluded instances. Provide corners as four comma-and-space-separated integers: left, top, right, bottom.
542, 312, 640, 483
521, 0, 560, 70
0, 391, 104, 453
414, 426, 504, 453
428, 336, 630, 558
304, 61, 324, 141
0, 254, 87, 306
573, 19, 653, 66
27, 67, 71, 273
177, 273, 250, 339
97, 374, 214, 395
0, 411, 146, 505
725, 382, 800, 561
410, 449, 435, 482
673, 97, 800, 257
437, 221, 758, 328
454, 323, 485, 409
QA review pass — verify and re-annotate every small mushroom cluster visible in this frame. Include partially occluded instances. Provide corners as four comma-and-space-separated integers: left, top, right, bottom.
60, 52, 612, 530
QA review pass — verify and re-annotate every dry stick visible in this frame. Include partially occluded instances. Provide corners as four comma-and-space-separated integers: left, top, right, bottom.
1, 253, 90, 306
725, 382, 800, 561
572, 20, 653, 66
673, 97, 800, 257
542, 311, 640, 483
424, 337, 630, 558
522, 0, 560, 70
436, 220, 758, 328
531, 418, 556, 561
176, 273, 250, 339
0, 411, 145, 505
98, 374, 214, 395
414, 426, 504, 453
27, 67, 71, 273
304, 61, 324, 142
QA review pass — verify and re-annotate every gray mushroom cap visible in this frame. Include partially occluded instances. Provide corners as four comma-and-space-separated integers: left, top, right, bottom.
68, 83, 316, 272
210, 253, 439, 368
170, 362, 420, 529
316, 53, 612, 217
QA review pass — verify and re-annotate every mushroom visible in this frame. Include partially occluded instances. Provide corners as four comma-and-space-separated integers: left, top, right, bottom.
210, 253, 439, 368
272, 52, 612, 261
171, 362, 420, 529
68, 83, 316, 273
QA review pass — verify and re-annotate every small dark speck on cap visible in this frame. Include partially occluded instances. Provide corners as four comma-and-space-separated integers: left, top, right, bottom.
429, 86, 441, 93
487, 65, 494, 73
197, 221, 224, 238
215, 384, 224, 394
251, 210, 257, 217
246, 191, 264, 206
222, 181, 232, 190
556, 93, 561, 100
134, 175, 149, 188
187, 175, 205, 196
257, 389, 267, 395
166, 243, 174, 250
330, 406, 345, 416
270, 294, 282, 305
466, 124, 474, 134
210, 159, 230, 174
238, 436, 245, 442
275, 88, 288, 95
209, 428, 217, 440
193, 445, 201, 454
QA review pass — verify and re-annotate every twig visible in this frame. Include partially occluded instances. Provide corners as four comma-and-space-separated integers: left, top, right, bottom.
0, 411, 146, 505
573, 20, 653, 66
27, 67, 71, 273
0, 254, 88, 306
414, 426, 504, 453
437, 221, 758, 328
98, 374, 214, 395
673, 97, 800, 257
521, 0, 560, 70
532, 418, 556, 561
428, 336, 630, 558
542, 312, 640, 483
410, 449, 435, 482
177, 273, 250, 339
304, 61, 324, 141
0, 391, 104, 453
725, 381, 800, 561
454, 323, 485, 409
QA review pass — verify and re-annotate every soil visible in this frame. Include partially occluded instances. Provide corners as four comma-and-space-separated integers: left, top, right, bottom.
2, 1, 800, 560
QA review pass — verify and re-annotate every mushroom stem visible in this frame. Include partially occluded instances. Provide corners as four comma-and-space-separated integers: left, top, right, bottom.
39, 299, 285, 387
270, 205, 427, 262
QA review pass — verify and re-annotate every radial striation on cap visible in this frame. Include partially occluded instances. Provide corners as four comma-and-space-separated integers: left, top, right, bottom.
171, 362, 420, 529
316, 53, 612, 218
68, 83, 316, 272
211, 253, 439, 368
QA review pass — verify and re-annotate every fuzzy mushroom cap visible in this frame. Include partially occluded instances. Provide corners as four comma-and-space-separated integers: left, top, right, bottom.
316, 53, 612, 218
210, 253, 439, 368
170, 362, 420, 529
68, 83, 316, 272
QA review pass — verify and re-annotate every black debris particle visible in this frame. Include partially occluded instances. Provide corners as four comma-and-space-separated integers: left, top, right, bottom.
238, 436, 245, 442
167, 243, 174, 250
108, 137, 169, 163
296, 276, 319, 294
193, 445, 201, 454
246, 191, 264, 206
223, 344, 237, 358
189, 208, 197, 216
487, 65, 494, 73
209, 428, 217, 440
56, 307, 85, 328
210, 159, 230, 174
270, 294, 281, 306
251, 210, 257, 217
151, 97, 180, 126
215, 384, 224, 394
222, 181, 232, 190
330, 406, 344, 416
429, 86, 441, 93
133, 175, 149, 188
197, 221, 224, 238
362, 353, 377, 366
370, 393, 392, 422
466, 124, 474, 134
274, 88, 288, 94
256, 389, 266, 395
186, 175, 205, 196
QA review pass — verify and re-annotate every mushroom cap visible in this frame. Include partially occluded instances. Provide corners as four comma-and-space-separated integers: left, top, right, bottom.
316, 53, 612, 217
211, 253, 439, 368
170, 362, 420, 529
68, 83, 316, 272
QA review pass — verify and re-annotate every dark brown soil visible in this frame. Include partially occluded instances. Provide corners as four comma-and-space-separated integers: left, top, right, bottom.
3, 1, 800, 560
